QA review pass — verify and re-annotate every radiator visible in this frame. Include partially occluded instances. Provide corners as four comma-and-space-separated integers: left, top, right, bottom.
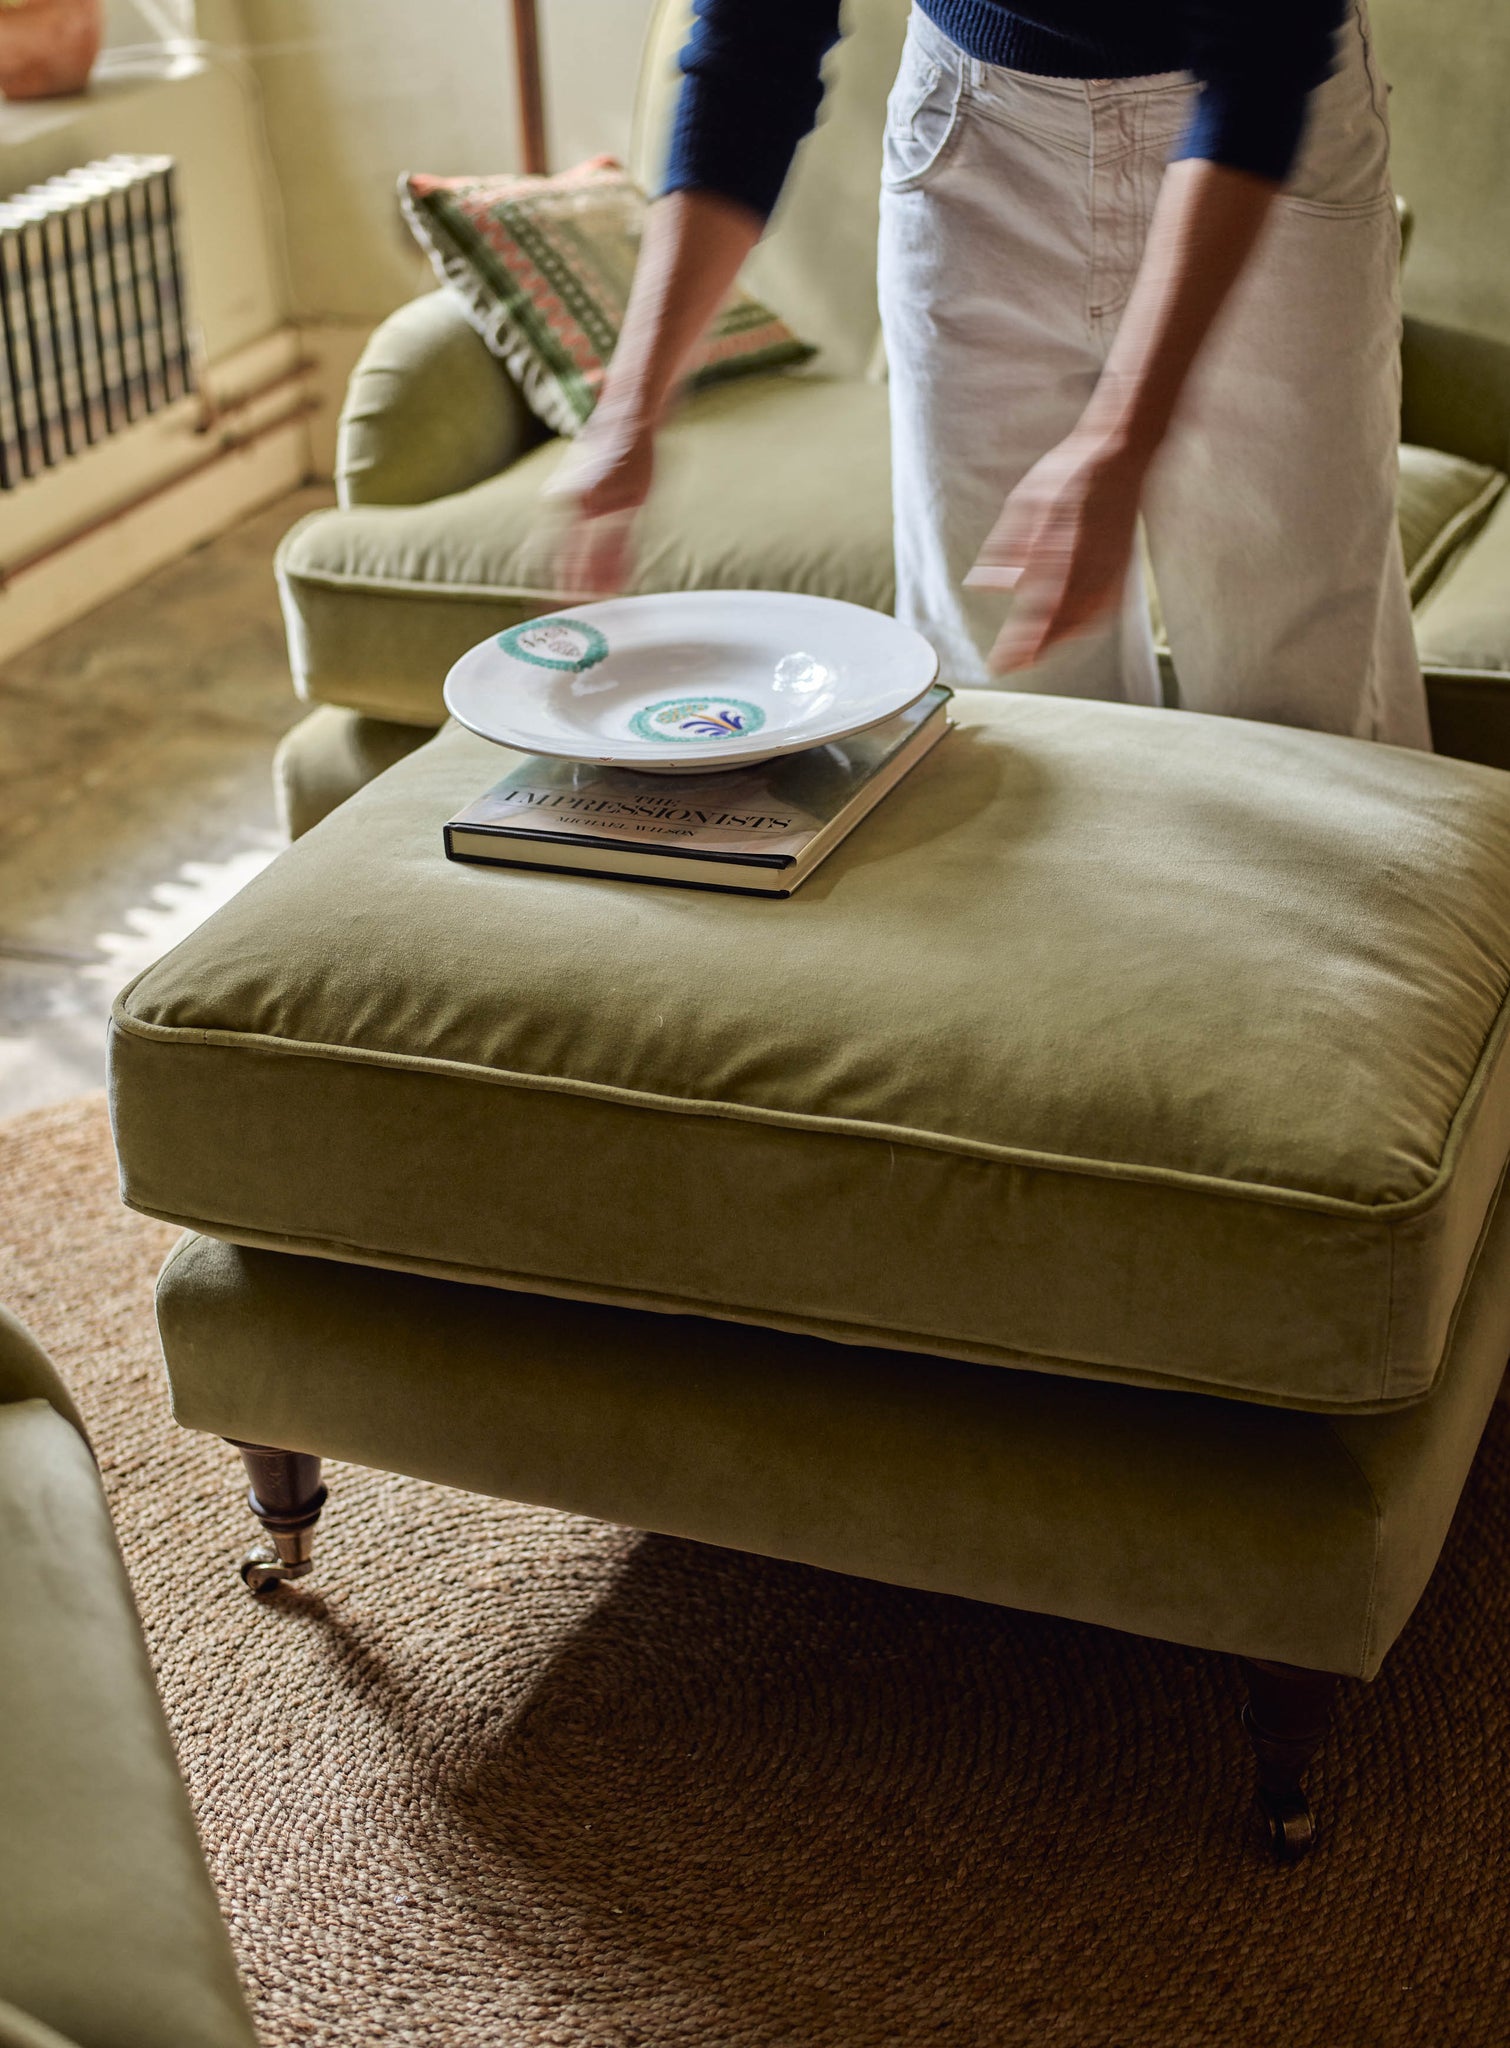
0, 154, 195, 490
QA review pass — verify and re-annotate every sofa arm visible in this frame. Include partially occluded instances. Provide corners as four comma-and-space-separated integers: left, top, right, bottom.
0, 1306, 86, 1444
0, 1400, 259, 2048
336, 290, 550, 508
1401, 314, 1510, 474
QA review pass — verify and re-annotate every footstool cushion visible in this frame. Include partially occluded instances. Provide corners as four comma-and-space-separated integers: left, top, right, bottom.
110, 692, 1510, 1414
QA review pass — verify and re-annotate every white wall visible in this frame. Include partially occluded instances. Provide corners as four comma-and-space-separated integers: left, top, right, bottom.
234, 0, 658, 325
1370, 0, 1510, 347
102, 0, 201, 50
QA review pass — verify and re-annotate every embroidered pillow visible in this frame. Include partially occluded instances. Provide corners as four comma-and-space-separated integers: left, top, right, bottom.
399, 156, 816, 438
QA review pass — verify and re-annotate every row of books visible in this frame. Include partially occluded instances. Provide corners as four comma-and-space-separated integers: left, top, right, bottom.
0, 154, 193, 491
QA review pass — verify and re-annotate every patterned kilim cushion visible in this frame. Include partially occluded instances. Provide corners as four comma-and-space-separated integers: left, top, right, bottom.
400, 156, 817, 438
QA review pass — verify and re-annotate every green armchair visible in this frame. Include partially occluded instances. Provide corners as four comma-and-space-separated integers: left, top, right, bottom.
273, 0, 1510, 838
0, 1306, 257, 2048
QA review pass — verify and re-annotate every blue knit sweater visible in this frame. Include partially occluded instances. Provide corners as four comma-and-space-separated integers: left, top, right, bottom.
665, 0, 1349, 221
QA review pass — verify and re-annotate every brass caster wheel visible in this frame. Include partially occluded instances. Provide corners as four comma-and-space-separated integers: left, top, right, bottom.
1258, 1790, 1317, 1863
239, 1543, 313, 1596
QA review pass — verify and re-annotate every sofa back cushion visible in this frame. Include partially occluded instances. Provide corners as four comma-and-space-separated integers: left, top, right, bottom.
630, 0, 908, 380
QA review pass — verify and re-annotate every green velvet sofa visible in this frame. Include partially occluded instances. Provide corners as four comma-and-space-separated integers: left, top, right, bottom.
0, 1307, 257, 2048
272, 0, 1510, 839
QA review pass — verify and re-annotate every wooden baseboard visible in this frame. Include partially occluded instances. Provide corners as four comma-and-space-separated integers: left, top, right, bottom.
296, 320, 377, 482
0, 419, 309, 669
0, 314, 392, 664
0, 327, 316, 666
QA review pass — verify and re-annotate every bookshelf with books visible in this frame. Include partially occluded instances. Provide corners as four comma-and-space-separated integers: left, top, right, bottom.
0, 155, 195, 488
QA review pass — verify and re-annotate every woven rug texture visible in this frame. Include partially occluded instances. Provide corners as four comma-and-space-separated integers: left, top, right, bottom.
2, 1095, 1508, 2048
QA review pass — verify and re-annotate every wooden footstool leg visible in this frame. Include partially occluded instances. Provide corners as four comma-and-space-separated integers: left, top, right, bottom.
1240, 1657, 1341, 1862
228, 1441, 327, 1596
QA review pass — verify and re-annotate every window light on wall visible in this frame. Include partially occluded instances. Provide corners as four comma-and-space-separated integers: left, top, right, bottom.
102, 0, 196, 54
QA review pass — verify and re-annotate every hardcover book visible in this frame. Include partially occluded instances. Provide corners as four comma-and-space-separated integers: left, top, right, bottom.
73, 175, 127, 431
0, 217, 25, 487
13, 206, 67, 466
0, 209, 44, 478
102, 173, 146, 421
143, 159, 190, 398
39, 200, 87, 455
54, 183, 109, 444
444, 686, 952, 896
121, 165, 166, 413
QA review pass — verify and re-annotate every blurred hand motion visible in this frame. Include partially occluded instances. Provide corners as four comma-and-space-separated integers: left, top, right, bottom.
547, 404, 658, 597
966, 430, 1146, 674
965, 158, 1279, 678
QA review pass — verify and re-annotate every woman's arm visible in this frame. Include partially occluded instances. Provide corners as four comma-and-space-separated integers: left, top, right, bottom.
551, 189, 762, 595
553, 0, 840, 594
968, 157, 1280, 671
1082, 159, 1281, 460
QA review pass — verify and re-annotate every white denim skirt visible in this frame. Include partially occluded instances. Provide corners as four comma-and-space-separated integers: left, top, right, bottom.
877, 2, 1430, 747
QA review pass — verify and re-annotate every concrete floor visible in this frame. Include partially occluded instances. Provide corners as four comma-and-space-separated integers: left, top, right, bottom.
0, 487, 333, 1119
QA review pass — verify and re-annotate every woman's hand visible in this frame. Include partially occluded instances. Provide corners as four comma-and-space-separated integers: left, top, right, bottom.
965, 428, 1148, 674
548, 400, 659, 597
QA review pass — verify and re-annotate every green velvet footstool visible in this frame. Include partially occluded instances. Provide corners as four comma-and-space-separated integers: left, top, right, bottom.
109, 691, 1510, 1859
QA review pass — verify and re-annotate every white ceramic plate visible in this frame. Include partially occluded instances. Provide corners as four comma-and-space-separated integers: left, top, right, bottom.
442, 590, 939, 773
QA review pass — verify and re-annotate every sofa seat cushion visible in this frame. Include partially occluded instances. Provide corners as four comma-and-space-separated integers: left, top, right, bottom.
1416, 490, 1510, 668
0, 1395, 256, 2048
1142, 444, 1510, 771
1394, 443, 1507, 603
110, 692, 1510, 1415
1412, 493, 1510, 766
278, 371, 894, 726
1396, 445, 1510, 765
1148, 443, 1508, 672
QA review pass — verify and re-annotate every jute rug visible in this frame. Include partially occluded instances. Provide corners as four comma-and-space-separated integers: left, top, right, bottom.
3, 1095, 1508, 2048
